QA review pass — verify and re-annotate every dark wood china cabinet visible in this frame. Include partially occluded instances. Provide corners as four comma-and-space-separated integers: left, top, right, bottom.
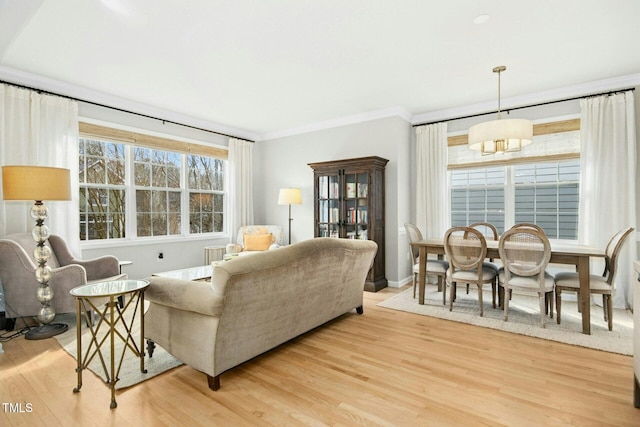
308, 156, 388, 291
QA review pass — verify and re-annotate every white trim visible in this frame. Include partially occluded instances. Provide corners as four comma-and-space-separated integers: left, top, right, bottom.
260, 106, 412, 141
0, 66, 259, 142
412, 73, 640, 125
3, 66, 638, 142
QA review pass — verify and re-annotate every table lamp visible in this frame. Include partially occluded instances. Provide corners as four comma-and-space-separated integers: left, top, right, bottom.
2, 165, 72, 339
277, 188, 302, 245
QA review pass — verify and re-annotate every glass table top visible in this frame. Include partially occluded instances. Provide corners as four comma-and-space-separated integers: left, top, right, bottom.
70, 279, 149, 298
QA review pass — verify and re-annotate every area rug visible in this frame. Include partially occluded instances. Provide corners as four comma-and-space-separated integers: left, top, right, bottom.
378, 287, 633, 355
53, 308, 183, 390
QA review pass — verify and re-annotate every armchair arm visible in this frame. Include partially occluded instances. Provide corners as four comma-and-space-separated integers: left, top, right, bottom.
146, 276, 224, 317
48, 235, 120, 281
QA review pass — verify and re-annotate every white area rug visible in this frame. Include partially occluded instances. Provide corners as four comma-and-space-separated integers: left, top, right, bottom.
378, 287, 633, 355
54, 307, 182, 390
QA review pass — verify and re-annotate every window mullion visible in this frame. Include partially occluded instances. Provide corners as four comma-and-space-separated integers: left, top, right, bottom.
504, 165, 515, 229
126, 144, 137, 239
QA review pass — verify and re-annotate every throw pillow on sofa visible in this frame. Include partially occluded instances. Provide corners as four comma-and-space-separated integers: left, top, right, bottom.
243, 233, 273, 251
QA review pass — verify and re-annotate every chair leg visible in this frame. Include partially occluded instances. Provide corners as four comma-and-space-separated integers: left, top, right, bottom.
538, 293, 546, 328
503, 288, 510, 321
602, 295, 607, 322
412, 273, 417, 298
548, 291, 554, 319
555, 289, 562, 324
449, 281, 455, 312
491, 280, 496, 309
606, 295, 613, 331
477, 284, 484, 317
441, 276, 446, 305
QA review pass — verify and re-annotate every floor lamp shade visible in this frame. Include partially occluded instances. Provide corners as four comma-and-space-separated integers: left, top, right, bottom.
2, 165, 71, 201
277, 188, 302, 206
1, 165, 71, 340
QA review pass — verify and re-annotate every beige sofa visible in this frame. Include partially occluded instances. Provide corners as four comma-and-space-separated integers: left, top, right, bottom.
144, 237, 377, 390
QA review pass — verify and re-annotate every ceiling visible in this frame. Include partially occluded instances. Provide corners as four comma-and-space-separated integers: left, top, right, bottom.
1, 0, 640, 141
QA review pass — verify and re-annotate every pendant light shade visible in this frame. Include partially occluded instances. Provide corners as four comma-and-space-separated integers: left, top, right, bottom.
468, 66, 533, 155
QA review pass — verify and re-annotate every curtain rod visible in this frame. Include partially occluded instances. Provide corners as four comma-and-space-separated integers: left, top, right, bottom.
0, 79, 255, 143
412, 87, 636, 128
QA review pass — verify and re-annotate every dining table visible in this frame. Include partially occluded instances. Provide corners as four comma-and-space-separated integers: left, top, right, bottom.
410, 238, 606, 335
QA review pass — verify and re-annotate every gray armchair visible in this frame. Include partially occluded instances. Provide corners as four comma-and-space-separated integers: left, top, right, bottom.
0, 233, 126, 322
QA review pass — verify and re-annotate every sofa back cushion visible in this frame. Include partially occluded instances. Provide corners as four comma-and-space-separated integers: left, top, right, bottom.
210, 237, 377, 375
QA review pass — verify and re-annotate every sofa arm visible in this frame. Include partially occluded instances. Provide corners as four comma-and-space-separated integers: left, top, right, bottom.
226, 243, 242, 254
146, 276, 224, 317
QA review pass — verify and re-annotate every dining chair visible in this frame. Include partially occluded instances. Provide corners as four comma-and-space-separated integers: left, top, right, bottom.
498, 227, 553, 327
444, 226, 497, 316
511, 223, 545, 234
404, 223, 449, 304
469, 221, 501, 279
554, 226, 634, 331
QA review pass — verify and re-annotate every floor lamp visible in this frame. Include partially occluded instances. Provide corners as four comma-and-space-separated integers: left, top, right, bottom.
277, 188, 302, 245
2, 165, 72, 340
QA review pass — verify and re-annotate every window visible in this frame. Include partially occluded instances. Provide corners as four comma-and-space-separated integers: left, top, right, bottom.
187, 154, 225, 234
450, 159, 580, 239
451, 166, 505, 232
78, 124, 227, 241
79, 138, 126, 240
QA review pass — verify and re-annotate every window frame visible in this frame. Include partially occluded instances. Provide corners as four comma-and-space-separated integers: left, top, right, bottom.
78, 121, 229, 248
447, 118, 581, 241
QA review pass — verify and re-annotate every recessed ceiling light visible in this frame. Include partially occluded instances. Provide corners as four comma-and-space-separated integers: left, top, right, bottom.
474, 14, 490, 25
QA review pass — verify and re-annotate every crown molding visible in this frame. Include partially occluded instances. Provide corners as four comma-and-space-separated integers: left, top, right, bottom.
259, 106, 412, 141
411, 73, 640, 126
0, 66, 259, 142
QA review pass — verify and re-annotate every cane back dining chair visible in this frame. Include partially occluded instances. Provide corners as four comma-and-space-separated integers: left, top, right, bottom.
444, 226, 497, 316
554, 226, 634, 331
468, 222, 500, 288
498, 227, 553, 327
404, 223, 449, 304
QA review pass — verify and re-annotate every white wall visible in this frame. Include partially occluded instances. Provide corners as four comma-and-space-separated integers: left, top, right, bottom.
254, 116, 413, 287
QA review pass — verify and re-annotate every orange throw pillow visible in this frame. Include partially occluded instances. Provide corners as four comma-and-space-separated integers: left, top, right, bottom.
243, 233, 273, 251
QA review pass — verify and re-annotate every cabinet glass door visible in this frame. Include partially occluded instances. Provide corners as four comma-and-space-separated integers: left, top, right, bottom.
317, 175, 340, 238
344, 172, 369, 240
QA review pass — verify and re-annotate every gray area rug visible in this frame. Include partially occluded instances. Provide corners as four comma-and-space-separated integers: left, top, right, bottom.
378, 287, 633, 355
54, 307, 182, 390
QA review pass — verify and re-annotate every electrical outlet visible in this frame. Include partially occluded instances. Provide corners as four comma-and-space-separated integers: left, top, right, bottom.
157, 252, 164, 261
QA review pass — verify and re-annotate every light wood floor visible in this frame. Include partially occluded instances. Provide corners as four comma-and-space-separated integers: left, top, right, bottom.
1, 285, 639, 426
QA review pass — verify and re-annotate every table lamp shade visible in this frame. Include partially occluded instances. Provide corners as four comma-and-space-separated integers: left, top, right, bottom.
2, 166, 71, 201
278, 188, 302, 205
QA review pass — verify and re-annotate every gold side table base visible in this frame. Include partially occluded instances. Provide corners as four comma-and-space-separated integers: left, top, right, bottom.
71, 280, 149, 409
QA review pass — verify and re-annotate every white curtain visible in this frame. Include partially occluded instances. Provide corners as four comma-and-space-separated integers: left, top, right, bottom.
0, 84, 80, 254
228, 138, 254, 242
416, 123, 449, 239
579, 91, 637, 309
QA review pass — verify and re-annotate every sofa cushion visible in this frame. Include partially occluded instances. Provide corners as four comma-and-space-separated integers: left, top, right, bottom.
243, 233, 273, 251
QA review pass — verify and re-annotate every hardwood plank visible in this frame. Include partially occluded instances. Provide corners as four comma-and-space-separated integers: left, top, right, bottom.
1, 285, 638, 426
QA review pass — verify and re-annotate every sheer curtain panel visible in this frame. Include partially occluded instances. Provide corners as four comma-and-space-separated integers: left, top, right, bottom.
0, 84, 80, 254
579, 91, 637, 309
228, 138, 254, 242
416, 123, 449, 239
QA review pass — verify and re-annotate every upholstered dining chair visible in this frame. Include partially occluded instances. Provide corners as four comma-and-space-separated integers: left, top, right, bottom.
468, 222, 500, 291
498, 227, 553, 327
554, 226, 634, 331
404, 223, 449, 304
444, 226, 497, 316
